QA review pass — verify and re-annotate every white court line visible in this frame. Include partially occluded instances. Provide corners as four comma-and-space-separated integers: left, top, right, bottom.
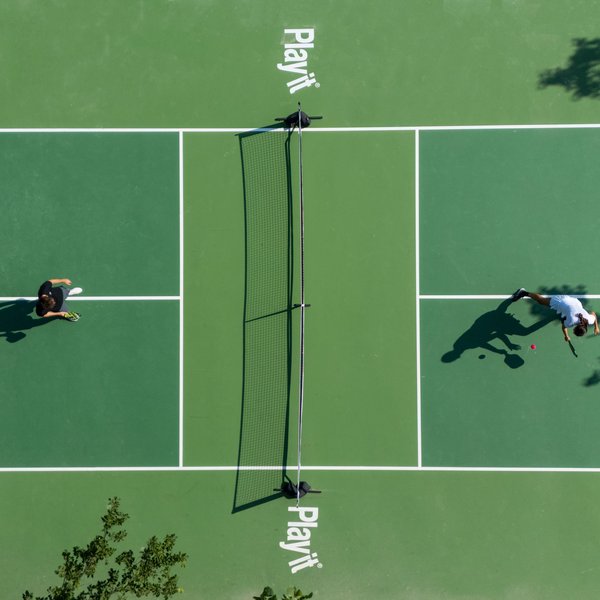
306, 124, 600, 132
0, 296, 180, 301
420, 295, 600, 300
0, 123, 599, 134
303, 466, 600, 472
2, 465, 600, 473
415, 129, 422, 468
420, 294, 511, 300
179, 131, 185, 468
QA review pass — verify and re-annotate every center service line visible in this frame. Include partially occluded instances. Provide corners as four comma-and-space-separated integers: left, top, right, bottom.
415, 128, 422, 469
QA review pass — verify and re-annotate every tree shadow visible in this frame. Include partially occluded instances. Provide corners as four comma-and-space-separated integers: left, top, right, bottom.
538, 38, 600, 100
0, 300, 48, 343
442, 298, 555, 369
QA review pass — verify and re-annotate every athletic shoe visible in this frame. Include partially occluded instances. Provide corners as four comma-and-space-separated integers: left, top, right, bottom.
64, 311, 81, 322
69, 287, 83, 296
511, 288, 528, 302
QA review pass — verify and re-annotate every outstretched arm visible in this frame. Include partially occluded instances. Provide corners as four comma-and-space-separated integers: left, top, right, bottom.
480, 342, 509, 356
496, 333, 520, 351
48, 278, 72, 285
561, 318, 570, 342
591, 311, 600, 335
43, 311, 67, 318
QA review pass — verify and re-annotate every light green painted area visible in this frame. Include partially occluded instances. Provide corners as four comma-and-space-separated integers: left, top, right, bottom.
302, 132, 417, 466
183, 133, 250, 466
420, 129, 600, 295
184, 132, 416, 467
421, 298, 600, 467
5, 471, 600, 599
0, 133, 179, 296
0, 1, 600, 127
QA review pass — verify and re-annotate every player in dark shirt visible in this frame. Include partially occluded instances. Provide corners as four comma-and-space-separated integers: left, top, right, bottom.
36, 278, 82, 320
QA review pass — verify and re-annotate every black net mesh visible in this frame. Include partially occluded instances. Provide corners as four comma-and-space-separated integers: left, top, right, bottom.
233, 127, 293, 512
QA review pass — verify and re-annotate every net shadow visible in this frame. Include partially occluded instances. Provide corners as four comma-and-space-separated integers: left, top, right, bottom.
233, 124, 294, 512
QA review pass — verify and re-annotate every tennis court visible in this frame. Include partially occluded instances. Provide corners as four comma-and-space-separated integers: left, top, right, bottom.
4, 2, 600, 599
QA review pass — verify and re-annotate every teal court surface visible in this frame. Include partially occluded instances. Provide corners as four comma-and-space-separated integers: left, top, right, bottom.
5, 2, 600, 599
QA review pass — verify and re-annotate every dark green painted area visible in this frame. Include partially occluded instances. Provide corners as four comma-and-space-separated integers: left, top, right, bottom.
0, 133, 179, 296
420, 128, 600, 295
1, 1, 600, 126
184, 132, 416, 467
5, 471, 600, 599
422, 298, 600, 467
0, 300, 179, 466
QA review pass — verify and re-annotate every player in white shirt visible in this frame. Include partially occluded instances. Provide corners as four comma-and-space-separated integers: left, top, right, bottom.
511, 288, 599, 342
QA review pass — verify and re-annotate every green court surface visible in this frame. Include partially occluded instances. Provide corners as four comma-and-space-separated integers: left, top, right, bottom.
5, 2, 600, 599
1, 300, 179, 467
0, 133, 180, 296
420, 129, 600, 295
6, 471, 600, 598
422, 298, 600, 468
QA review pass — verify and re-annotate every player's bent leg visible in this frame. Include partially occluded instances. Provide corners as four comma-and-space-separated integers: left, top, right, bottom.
527, 292, 551, 306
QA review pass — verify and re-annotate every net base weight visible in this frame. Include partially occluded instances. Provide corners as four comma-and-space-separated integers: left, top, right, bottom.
278, 480, 321, 499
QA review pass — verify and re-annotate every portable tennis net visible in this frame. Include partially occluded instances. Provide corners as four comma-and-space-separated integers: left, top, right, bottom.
233, 105, 321, 512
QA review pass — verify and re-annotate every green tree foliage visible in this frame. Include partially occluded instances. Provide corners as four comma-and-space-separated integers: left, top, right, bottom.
253, 587, 313, 600
23, 497, 187, 600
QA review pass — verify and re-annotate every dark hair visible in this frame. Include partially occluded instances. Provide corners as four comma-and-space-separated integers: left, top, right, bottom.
574, 314, 588, 337
40, 295, 56, 310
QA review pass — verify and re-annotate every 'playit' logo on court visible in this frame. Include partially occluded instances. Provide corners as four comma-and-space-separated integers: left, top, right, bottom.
277, 28, 320, 94
279, 506, 323, 573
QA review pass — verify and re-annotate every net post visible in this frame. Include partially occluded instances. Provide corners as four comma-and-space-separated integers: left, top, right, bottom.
296, 101, 305, 507
276, 103, 323, 506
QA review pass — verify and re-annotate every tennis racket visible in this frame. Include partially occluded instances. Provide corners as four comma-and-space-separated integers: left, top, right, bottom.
64, 311, 81, 322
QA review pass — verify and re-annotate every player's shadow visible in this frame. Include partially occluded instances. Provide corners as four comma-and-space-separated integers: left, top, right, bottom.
442, 298, 555, 369
538, 38, 600, 100
584, 363, 600, 387
0, 300, 47, 343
